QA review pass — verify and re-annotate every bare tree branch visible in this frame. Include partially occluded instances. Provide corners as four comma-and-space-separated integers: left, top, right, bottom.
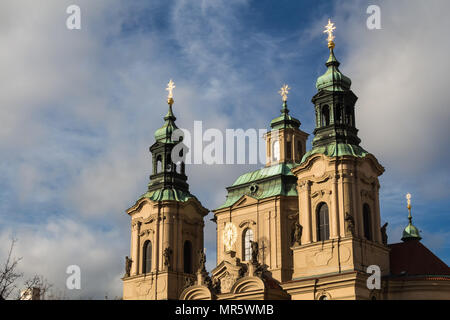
18, 275, 53, 300
0, 238, 23, 300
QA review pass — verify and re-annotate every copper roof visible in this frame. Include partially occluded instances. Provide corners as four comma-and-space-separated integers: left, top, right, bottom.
389, 240, 450, 276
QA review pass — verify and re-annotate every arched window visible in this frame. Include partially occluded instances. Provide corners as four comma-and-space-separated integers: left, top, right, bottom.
272, 140, 280, 161
286, 141, 292, 159
363, 203, 372, 240
335, 104, 343, 123
321, 105, 330, 126
243, 228, 254, 261
345, 106, 353, 126
156, 155, 162, 173
166, 155, 172, 172
297, 141, 303, 158
142, 240, 152, 274
319, 295, 329, 300
183, 240, 193, 274
316, 203, 330, 241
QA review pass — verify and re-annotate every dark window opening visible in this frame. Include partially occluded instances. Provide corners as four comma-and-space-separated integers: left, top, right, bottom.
363, 203, 372, 241
336, 104, 343, 123
142, 240, 152, 274
183, 240, 193, 274
317, 203, 330, 241
286, 141, 292, 159
322, 105, 330, 126
345, 106, 353, 126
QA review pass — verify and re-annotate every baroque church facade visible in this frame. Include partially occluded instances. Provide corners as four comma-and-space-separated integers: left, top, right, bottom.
122, 21, 450, 300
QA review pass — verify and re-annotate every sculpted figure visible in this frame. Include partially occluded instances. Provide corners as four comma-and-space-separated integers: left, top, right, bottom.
198, 249, 206, 273
381, 222, 388, 245
125, 256, 132, 277
292, 222, 303, 246
345, 212, 355, 236
163, 247, 172, 270
250, 240, 259, 264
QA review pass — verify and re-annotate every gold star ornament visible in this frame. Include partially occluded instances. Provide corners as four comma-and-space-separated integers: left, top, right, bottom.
166, 79, 176, 104
278, 84, 291, 102
323, 19, 336, 48
406, 193, 412, 210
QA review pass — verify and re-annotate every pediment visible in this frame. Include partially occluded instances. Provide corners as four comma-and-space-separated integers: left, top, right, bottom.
231, 276, 265, 294
179, 285, 212, 300
231, 195, 258, 209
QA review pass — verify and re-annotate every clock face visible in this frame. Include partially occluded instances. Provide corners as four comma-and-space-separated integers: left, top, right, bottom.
223, 223, 237, 252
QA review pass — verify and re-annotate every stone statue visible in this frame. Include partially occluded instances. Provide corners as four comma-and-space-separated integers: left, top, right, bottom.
211, 277, 221, 294
292, 222, 303, 246
198, 249, 206, 273
125, 256, 132, 277
163, 247, 172, 270
381, 222, 388, 245
250, 240, 259, 264
345, 212, 355, 236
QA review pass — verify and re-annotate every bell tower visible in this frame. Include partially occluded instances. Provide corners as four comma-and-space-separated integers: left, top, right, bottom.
289, 20, 390, 300
122, 80, 208, 300
265, 84, 309, 167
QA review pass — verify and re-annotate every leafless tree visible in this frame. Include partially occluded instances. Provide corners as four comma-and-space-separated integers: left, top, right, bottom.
0, 238, 23, 300
18, 275, 53, 300
1, 238, 57, 300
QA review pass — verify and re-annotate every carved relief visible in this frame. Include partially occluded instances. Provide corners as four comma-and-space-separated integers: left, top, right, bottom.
239, 219, 256, 229
313, 250, 333, 266
139, 229, 154, 237
311, 189, 332, 198
220, 272, 237, 293
131, 221, 141, 231
136, 276, 154, 298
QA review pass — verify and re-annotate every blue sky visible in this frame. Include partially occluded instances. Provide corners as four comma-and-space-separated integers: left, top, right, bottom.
0, 0, 449, 299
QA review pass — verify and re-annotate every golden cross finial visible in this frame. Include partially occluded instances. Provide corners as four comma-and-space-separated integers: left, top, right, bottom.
323, 19, 336, 48
406, 193, 412, 211
278, 84, 291, 102
166, 79, 176, 104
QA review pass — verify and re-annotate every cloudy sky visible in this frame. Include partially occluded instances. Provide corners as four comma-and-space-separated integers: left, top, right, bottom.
0, 0, 449, 299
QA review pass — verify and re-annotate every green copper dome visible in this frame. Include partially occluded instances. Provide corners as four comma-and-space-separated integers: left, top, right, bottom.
402, 223, 422, 241
301, 142, 368, 163
154, 104, 178, 143
401, 207, 422, 241
316, 48, 351, 91
270, 101, 301, 130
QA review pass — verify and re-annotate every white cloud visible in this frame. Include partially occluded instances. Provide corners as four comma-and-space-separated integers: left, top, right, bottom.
0, 218, 127, 299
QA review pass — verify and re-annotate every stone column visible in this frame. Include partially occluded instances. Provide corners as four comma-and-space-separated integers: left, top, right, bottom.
131, 221, 141, 276
300, 181, 312, 244
342, 169, 356, 237
331, 175, 339, 239
373, 182, 382, 243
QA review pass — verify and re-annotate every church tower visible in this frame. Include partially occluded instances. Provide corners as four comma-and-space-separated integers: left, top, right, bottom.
122, 80, 208, 300
286, 20, 390, 300
212, 85, 308, 285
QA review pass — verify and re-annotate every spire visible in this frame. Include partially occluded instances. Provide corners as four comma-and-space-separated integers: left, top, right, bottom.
301, 19, 366, 163
154, 79, 179, 143
148, 79, 190, 196
270, 84, 300, 130
401, 193, 422, 242
316, 21, 351, 92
